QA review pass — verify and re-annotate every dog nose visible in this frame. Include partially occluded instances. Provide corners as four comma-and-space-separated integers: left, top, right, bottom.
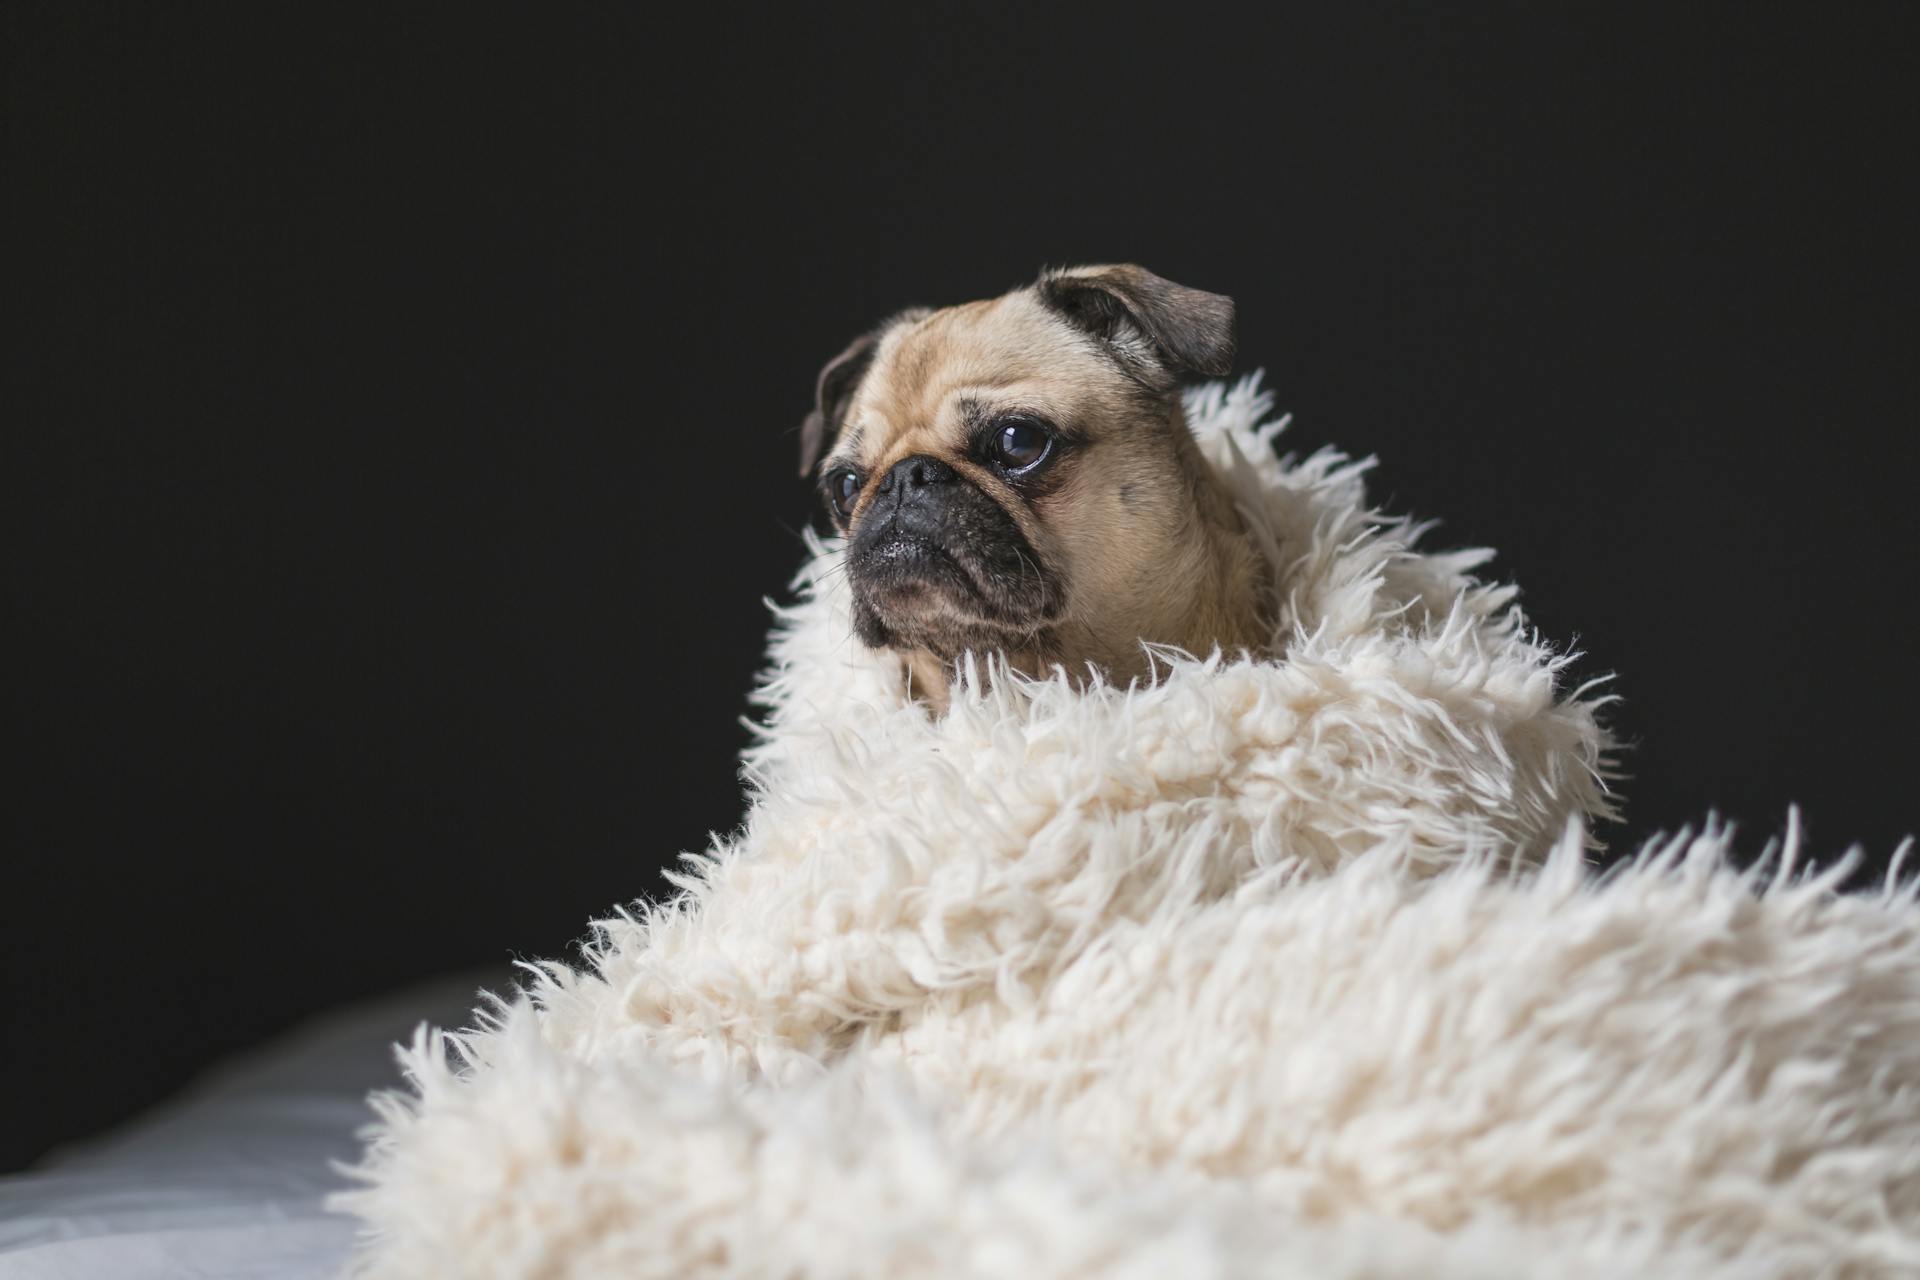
876, 454, 955, 495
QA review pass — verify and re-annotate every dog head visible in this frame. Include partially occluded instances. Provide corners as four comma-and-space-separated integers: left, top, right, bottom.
798, 264, 1265, 702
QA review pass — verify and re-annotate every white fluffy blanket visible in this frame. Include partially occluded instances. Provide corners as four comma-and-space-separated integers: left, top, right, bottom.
338, 379, 1920, 1278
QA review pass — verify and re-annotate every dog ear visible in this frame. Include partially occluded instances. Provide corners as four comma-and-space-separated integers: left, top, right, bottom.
1036, 264, 1236, 380
796, 309, 929, 477
798, 332, 879, 477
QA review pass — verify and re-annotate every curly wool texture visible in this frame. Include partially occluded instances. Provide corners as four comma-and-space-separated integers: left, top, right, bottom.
336, 378, 1920, 1278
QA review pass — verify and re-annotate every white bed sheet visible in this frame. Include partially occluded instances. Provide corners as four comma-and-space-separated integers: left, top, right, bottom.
0, 970, 504, 1279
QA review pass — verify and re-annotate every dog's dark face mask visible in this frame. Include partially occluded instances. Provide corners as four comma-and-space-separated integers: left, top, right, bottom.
844, 452, 1063, 658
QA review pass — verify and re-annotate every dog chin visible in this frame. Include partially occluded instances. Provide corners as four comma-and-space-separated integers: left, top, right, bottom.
851, 541, 1047, 657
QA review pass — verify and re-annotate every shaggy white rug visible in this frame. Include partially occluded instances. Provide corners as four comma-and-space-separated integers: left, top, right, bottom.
337, 378, 1920, 1278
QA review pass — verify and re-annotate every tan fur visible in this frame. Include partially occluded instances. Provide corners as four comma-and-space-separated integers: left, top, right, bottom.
822, 275, 1267, 711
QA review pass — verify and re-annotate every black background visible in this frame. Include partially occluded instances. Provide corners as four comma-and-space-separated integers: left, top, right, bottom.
7, 5, 1915, 1172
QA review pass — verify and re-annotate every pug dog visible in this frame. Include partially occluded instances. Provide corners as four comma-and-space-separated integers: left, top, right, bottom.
798, 264, 1270, 711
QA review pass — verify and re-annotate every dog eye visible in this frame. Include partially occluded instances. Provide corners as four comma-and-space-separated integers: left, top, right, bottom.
988, 418, 1052, 473
825, 468, 862, 521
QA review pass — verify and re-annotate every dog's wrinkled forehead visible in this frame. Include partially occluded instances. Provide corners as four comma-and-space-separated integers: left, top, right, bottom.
797, 265, 1234, 478
828, 292, 1132, 472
